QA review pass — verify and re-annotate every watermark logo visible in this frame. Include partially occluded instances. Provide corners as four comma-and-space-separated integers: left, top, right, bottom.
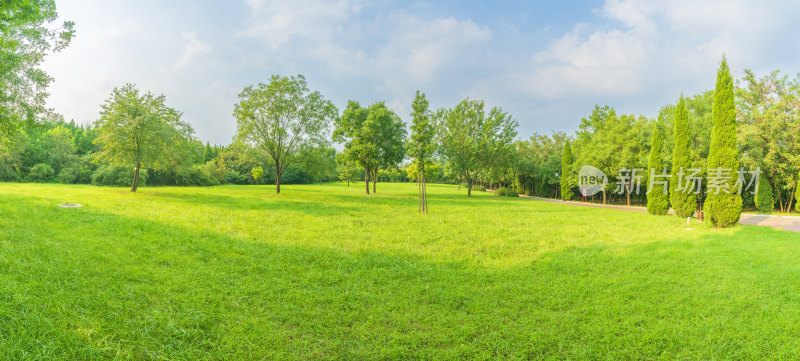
578, 165, 608, 197
575, 166, 762, 196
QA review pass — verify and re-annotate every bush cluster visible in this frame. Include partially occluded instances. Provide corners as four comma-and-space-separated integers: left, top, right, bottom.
496, 187, 519, 197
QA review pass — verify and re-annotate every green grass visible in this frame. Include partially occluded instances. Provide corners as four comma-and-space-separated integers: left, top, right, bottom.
2, 182, 800, 360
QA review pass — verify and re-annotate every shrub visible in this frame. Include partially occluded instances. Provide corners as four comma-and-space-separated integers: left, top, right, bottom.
92, 165, 148, 187
496, 187, 508, 196
505, 189, 519, 197
57, 168, 77, 184
28, 163, 54, 183
754, 176, 773, 213
475, 186, 486, 192
174, 165, 218, 186
226, 171, 248, 185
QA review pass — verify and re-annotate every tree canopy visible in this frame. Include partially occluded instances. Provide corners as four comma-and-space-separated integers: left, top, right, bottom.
334, 101, 406, 194
0, 0, 74, 135
94, 84, 193, 192
234, 74, 338, 194
437, 98, 517, 197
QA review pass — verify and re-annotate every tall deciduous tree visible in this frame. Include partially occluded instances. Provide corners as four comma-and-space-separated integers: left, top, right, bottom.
704, 57, 742, 227
437, 98, 518, 197
1, 1, 74, 135
560, 140, 573, 200
737, 70, 800, 213
234, 74, 337, 194
407, 90, 435, 213
334, 101, 406, 195
94, 84, 193, 192
646, 121, 669, 215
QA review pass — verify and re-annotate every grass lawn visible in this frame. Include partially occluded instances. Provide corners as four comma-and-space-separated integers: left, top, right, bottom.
2, 182, 800, 360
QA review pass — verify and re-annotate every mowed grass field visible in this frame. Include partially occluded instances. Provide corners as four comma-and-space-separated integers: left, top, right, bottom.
2, 182, 800, 360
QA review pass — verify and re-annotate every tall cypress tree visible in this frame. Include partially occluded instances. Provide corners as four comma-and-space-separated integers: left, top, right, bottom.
561, 140, 574, 200
669, 95, 696, 218
647, 121, 669, 215
704, 57, 742, 227
754, 175, 773, 213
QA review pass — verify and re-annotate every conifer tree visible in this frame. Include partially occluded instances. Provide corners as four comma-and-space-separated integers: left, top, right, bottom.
647, 122, 669, 215
704, 57, 743, 227
561, 140, 573, 200
669, 96, 696, 218
754, 175, 773, 213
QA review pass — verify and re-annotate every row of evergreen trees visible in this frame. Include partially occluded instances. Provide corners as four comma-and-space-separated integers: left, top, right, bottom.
559, 58, 794, 228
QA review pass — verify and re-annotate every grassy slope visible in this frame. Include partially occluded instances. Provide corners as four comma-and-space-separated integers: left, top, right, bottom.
1, 182, 800, 360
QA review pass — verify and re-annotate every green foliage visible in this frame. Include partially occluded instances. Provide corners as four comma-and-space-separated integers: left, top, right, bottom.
92, 165, 148, 187
94, 84, 193, 191
408, 90, 435, 212
57, 167, 76, 184
437, 98, 518, 197
335, 154, 362, 185
496, 187, 508, 196
561, 140, 573, 200
572, 106, 650, 204
234, 74, 338, 193
796, 172, 800, 212
299, 145, 337, 183
646, 121, 669, 215
334, 101, 406, 194
0, 1, 74, 135
251, 166, 264, 181
407, 90, 436, 171
27, 163, 53, 182
515, 132, 567, 197
754, 175, 773, 213
737, 69, 800, 213
669, 96, 697, 218
704, 57, 743, 227
42, 125, 77, 174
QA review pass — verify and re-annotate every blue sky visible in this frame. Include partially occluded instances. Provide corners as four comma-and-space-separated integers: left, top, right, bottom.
42, 0, 800, 144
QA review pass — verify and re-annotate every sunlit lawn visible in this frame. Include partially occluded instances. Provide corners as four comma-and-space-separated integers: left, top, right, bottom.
1, 182, 800, 360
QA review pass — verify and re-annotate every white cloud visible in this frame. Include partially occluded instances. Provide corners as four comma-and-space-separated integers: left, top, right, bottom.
240, 0, 363, 48
176, 31, 212, 68
523, 0, 800, 100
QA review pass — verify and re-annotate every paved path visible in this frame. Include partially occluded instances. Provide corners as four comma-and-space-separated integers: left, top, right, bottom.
519, 195, 800, 233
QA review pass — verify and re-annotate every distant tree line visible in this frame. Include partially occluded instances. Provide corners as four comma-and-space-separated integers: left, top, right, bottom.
2, 2, 799, 222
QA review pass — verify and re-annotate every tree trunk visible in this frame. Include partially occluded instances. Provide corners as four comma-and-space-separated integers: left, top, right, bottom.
422, 170, 428, 213
275, 160, 281, 194
131, 163, 140, 192
372, 169, 377, 194
602, 190, 607, 205
788, 182, 797, 213
365, 167, 370, 195
467, 181, 473, 197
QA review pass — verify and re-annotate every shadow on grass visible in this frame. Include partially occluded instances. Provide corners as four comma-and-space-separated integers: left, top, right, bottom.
3, 192, 800, 360
145, 190, 353, 215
